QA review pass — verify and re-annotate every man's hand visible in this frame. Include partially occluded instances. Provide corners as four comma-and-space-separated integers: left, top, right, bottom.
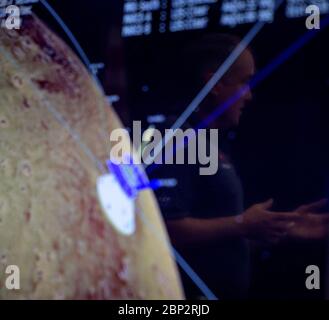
238, 199, 300, 244
295, 198, 328, 214
287, 213, 329, 240
288, 198, 329, 241
164, 199, 329, 248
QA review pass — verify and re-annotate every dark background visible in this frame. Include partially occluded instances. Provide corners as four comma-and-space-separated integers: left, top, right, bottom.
34, 0, 329, 299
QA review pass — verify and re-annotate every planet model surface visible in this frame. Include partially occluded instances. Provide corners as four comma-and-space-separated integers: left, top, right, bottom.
0, 15, 184, 299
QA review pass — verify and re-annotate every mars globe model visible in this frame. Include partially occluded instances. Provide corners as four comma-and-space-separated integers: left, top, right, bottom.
0, 15, 184, 299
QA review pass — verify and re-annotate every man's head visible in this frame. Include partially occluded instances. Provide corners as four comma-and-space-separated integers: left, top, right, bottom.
185, 34, 255, 129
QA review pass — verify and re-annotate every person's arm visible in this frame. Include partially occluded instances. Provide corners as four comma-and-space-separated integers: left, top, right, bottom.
286, 213, 329, 241
166, 199, 300, 249
166, 215, 244, 248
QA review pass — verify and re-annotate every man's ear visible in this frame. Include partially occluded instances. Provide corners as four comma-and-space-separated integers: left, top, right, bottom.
204, 71, 222, 97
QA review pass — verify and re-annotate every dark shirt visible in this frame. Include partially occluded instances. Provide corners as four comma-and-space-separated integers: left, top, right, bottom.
152, 125, 250, 299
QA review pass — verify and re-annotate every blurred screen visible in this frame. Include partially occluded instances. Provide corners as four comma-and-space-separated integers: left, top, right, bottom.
1, 0, 329, 300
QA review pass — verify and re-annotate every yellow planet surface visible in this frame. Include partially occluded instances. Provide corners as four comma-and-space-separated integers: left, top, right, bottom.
0, 15, 184, 299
